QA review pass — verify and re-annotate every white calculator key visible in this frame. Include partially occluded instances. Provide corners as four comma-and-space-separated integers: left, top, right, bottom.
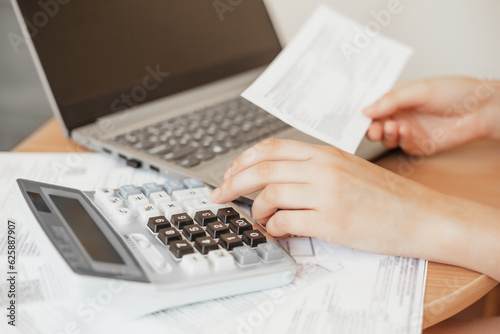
129, 233, 170, 272
136, 204, 161, 222
111, 207, 134, 225
159, 201, 183, 219
181, 253, 210, 274
127, 194, 150, 210
199, 187, 212, 197
105, 196, 123, 210
149, 191, 171, 206
182, 197, 224, 217
95, 187, 115, 203
207, 249, 236, 271
171, 188, 206, 203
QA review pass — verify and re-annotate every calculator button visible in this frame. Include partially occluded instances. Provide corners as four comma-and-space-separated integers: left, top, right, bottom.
206, 221, 230, 238
207, 249, 236, 270
105, 196, 124, 209
141, 182, 163, 197
194, 210, 218, 226
256, 242, 283, 261
232, 245, 260, 265
127, 194, 150, 210
217, 207, 240, 224
169, 240, 195, 258
183, 178, 205, 189
242, 230, 267, 247
95, 187, 114, 203
181, 253, 210, 274
163, 179, 185, 195
159, 201, 184, 219
119, 184, 141, 199
136, 204, 161, 222
219, 233, 243, 251
229, 218, 253, 235
171, 213, 194, 229
149, 191, 171, 206
182, 224, 206, 241
182, 197, 224, 217
129, 233, 170, 272
111, 207, 134, 225
147, 216, 170, 233
172, 188, 206, 203
194, 236, 219, 254
158, 227, 182, 245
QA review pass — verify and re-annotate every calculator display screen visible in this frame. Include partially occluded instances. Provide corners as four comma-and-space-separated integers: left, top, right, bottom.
50, 195, 125, 265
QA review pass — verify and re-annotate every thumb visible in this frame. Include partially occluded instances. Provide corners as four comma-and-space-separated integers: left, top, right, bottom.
363, 81, 431, 119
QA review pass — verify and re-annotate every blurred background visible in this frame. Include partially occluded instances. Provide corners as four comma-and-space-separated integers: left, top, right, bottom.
1, 0, 500, 151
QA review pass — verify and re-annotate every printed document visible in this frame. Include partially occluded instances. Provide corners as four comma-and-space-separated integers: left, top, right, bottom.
242, 5, 413, 153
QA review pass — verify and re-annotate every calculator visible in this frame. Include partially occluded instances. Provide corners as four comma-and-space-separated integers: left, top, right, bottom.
16, 178, 296, 320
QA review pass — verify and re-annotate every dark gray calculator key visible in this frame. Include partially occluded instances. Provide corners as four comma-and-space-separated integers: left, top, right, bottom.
164, 145, 197, 161
232, 245, 259, 265
219, 233, 243, 251
182, 224, 206, 241
242, 230, 267, 247
206, 221, 230, 238
229, 218, 253, 235
256, 242, 283, 261
194, 210, 218, 226
158, 227, 182, 245
217, 207, 240, 224
194, 236, 219, 254
171, 213, 194, 229
119, 184, 141, 199
169, 240, 194, 258
147, 216, 170, 233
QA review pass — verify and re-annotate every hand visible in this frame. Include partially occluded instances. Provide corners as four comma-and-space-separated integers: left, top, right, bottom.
364, 77, 500, 155
210, 138, 440, 257
210, 138, 500, 282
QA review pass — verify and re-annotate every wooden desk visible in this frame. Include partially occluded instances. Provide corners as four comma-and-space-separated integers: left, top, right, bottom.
13, 118, 500, 329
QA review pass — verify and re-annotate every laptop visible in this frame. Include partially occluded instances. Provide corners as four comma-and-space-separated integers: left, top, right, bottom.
12, 0, 385, 201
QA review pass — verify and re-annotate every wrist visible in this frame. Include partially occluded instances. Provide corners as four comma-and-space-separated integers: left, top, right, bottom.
416, 193, 500, 281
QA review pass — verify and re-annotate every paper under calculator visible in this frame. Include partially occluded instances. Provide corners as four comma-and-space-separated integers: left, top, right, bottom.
16, 178, 296, 319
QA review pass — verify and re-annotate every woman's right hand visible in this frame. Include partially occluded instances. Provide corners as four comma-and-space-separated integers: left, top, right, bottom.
363, 77, 500, 155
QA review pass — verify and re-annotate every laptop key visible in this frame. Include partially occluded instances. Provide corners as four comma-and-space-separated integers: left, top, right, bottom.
176, 157, 201, 168
164, 145, 197, 161
194, 152, 215, 161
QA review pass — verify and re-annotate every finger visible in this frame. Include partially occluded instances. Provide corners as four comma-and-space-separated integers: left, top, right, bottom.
363, 81, 430, 119
381, 120, 399, 149
398, 122, 414, 153
251, 184, 317, 225
265, 209, 323, 238
212, 160, 311, 203
366, 121, 383, 141
224, 138, 316, 180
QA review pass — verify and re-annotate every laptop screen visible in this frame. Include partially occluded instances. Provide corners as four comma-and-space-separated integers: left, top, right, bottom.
16, 0, 282, 133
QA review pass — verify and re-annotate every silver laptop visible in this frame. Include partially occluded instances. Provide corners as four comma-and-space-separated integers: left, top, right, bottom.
12, 0, 385, 201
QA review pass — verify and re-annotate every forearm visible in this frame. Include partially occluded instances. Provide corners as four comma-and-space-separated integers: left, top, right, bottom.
409, 191, 500, 282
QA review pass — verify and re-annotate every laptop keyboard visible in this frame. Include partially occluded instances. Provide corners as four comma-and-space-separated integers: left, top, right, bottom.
110, 97, 290, 168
